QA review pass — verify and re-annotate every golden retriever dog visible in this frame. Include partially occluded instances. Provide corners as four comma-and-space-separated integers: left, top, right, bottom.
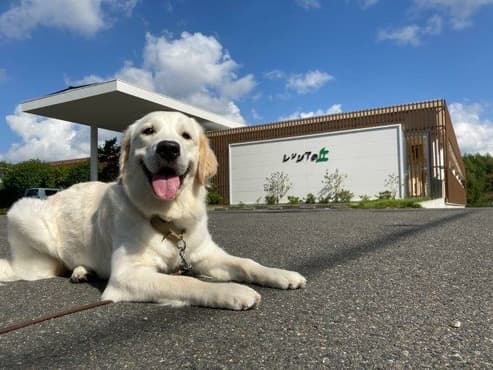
0, 112, 306, 310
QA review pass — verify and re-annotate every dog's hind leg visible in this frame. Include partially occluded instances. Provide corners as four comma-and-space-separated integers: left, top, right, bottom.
0, 258, 18, 282
5, 199, 66, 281
7, 233, 65, 281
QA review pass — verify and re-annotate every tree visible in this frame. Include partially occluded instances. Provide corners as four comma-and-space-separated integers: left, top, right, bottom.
263, 171, 291, 204
64, 162, 90, 187
98, 137, 121, 182
0, 138, 122, 207
320, 168, 353, 202
0, 161, 12, 190
463, 153, 493, 206
384, 173, 400, 199
1, 160, 55, 205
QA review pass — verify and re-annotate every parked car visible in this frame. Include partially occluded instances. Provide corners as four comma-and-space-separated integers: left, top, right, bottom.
24, 188, 62, 199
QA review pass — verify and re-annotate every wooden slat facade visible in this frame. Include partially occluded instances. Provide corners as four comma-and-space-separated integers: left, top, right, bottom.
207, 99, 466, 205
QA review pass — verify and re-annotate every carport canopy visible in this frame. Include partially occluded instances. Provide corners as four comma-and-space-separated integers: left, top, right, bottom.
20, 79, 244, 180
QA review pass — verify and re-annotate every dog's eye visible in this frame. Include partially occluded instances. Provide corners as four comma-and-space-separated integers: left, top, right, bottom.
142, 127, 155, 136
182, 132, 192, 140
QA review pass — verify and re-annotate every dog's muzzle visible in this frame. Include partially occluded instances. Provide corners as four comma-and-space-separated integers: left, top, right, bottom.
140, 140, 191, 201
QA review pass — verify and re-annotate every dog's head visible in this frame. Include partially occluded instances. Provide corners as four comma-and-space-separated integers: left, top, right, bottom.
119, 112, 217, 203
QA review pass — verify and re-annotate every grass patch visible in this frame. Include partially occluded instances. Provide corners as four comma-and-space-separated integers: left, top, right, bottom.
351, 198, 423, 209
211, 197, 428, 211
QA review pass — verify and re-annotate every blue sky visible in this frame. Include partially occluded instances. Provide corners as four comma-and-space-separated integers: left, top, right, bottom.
1, 0, 493, 162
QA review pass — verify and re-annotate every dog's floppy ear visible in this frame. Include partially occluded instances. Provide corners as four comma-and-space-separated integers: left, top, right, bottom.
196, 134, 218, 185
118, 127, 132, 180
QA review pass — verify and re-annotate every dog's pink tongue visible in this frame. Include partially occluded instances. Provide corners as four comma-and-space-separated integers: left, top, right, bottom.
152, 175, 180, 200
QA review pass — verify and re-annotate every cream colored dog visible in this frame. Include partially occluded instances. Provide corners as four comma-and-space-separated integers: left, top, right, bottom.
0, 112, 306, 310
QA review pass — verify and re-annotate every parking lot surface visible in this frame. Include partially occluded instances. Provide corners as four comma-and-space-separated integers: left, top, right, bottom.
0, 208, 492, 369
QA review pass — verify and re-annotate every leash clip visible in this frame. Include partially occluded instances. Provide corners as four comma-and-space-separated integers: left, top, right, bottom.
166, 231, 192, 274
151, 216, 192, 274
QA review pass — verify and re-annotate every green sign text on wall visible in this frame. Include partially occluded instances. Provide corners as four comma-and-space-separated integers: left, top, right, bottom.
282, 147, 329, 163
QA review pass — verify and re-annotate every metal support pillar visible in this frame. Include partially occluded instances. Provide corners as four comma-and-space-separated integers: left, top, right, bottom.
90, 125, 98, 181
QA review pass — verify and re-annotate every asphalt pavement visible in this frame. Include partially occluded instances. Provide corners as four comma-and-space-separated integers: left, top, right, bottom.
0, 208, 492, 369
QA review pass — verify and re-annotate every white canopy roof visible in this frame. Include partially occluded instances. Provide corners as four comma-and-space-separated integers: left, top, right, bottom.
20, 79, 245, 132
20, 79, 245, 181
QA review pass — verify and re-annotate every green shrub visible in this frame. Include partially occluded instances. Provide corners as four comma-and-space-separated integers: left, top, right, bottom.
287, 196, 300, 204
207, 190, 224, 205
337, 189, 354, 203
352, 198, 422, 209
378, 190, 393, 200
320, 190, 353, 203
265, 195, 277, 205
305, 193, 316, 204
206, 183, 224, 205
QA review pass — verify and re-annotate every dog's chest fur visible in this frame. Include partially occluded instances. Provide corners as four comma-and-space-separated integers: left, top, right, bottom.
145, 236, 183, 274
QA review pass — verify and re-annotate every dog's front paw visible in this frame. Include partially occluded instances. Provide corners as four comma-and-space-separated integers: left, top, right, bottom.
70, 266, 90, 283
263, 269, 307, 290
210, 283, 261, 310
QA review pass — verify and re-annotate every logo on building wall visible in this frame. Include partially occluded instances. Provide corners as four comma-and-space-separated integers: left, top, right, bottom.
282, 147, 329, 163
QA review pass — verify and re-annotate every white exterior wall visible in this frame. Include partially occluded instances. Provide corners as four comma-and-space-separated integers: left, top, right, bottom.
229, 124, 405, 204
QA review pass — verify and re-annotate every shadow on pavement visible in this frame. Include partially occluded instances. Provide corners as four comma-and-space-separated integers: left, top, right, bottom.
290, 210, 472, 278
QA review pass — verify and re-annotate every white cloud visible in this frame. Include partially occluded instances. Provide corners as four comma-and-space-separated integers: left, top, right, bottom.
378, 0, 492, 46
450, 102, 493, 155
359, 0, 379, 9
377, 25, 422, 46
185, 93, 244, 122
219, 74, 256, 100
424, 14, 443, 35
295, 0, 321, 10
75, 32, 256, 123
64, 73, 107, 86
104, 0, 139, 16
0, 0, 138, 39
264, 69, 334, 98
0, 106, 119, 163
286, 70, 333, 94
115, 62, 155, 91
140, 32, 256, 103
414, 0, 493, 29
264, 70, 286, 80
377, 16, 442, 46
280, 104, 343, 120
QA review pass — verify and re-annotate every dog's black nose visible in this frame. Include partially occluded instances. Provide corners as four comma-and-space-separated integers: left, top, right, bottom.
156, 140, 180, 161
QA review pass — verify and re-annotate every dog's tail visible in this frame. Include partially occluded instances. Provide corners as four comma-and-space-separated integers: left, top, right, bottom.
0, 258, 18, 282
